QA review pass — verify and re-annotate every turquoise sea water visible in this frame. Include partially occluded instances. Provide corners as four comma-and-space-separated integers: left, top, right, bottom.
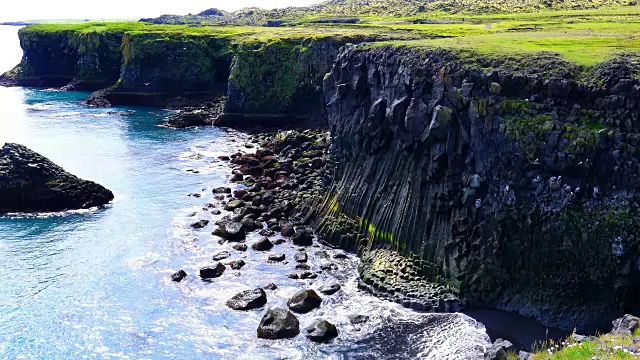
0, 25, 493, 359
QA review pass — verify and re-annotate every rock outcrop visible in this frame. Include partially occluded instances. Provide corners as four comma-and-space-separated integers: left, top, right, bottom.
0, 143, 114, 213
311, 46, 640, 332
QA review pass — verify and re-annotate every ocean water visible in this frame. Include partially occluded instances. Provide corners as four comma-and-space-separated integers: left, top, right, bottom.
0, 25, 493, 359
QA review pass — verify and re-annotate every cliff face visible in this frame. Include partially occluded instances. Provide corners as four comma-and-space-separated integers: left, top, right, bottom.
104, 33, 233, 105
1, 28, 123, 89
315, 46, 640, 332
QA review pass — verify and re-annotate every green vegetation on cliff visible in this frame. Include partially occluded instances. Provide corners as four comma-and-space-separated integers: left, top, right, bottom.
140, 0, 636, 25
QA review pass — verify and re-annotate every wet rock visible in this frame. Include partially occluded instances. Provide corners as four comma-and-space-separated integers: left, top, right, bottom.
0, 143, 114, 213
166, 109, 210, 128
252, 237, 274, 251
257, 308, 300, 340
281, 224, 295, 237
611, 314, 640, 335
240, 218, 261, 232
274, 239, 286, 245
305, 320, 338, 343
333, 252, 348, 259
191, 220, 210, 229
318, 284, 341, 295
230, 174, 243, 182
292, 228, 313, 246
229, 259, 246, 270
171, 270, 187, 282
295, 252, 308, 263
263, 283, 278, 290
212, 251, 231, 261
233, 243, 248, 252
287, 273, 300, 279
300, 271, 319, 279
348, 315, 369, 324
199, 263, 226, 279
319, 261, 338, 271
296, 264, 311, 270
287, 289, 322, 313
268, 253, 286, 262
485, 338, 513, 360
213, 187, 231, 194
224, 200, 246, 211
259, 229, 276, 237
212, 221, 246, 241
226, 288, 267, 310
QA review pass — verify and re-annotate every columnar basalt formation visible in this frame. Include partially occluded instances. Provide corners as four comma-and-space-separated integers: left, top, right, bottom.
313, 45, 640, 332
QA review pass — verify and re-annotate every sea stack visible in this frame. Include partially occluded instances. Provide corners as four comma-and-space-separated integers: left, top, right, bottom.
0, 143, 114, 213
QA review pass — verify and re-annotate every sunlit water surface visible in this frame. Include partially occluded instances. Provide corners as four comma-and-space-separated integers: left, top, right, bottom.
0, 25, 492, 359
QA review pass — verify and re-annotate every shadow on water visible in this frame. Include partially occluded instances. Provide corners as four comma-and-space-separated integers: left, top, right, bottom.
464, 309, 570, 351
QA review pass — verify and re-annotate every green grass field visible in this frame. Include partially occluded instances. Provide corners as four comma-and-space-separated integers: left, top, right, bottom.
17, 4, 640, 70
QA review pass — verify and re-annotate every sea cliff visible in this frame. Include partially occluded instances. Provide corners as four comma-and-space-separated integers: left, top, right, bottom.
3, 8, 640, 334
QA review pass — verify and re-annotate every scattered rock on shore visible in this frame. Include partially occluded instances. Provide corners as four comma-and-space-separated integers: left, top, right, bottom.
318, 284, 341, 295
291, 228, 313, 246
171, 270, 188, 282
287, 289, 322, 313
212, 221, 246, 241
257, 308, 300, 340
226, 288, 267, 310
212, 251, 231, 261
252, 237, 274, 251
199, 263, 226, 279
305, 320, 338, 343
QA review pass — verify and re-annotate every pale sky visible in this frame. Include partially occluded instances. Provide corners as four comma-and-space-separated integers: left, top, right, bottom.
0, 1, 324, 22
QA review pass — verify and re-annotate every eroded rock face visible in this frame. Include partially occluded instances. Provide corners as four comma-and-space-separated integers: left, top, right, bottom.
0, 143, 114, 213
313, 46, 640, 332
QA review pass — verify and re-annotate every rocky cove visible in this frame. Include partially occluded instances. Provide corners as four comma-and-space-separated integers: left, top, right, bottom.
1, 10, 640, 359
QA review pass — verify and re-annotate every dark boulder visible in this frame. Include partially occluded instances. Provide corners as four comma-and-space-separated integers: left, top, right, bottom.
348, 314, 369, 324
257, 308, 300, 340
318, 284, 341, 295
252, 237, 274, 251
287, 289, 322, 313
263, 283, 278, 290
212, 221, 246, 241
166, 110, 210, 128
191, 220, 210, 229
305, 320, 338, 343
226, 288, 267, 310
281, 224, 295, 237
268, 253, 286, 262
229, 259, 246, 270
171, 270, 187, 282
199, 263, 226, 279
292, 228, 314, 246
0, 143, 114, 213
233, 243, 248, 252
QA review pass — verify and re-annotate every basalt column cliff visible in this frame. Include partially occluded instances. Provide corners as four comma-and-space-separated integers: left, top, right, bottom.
311, 46, 640, 332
